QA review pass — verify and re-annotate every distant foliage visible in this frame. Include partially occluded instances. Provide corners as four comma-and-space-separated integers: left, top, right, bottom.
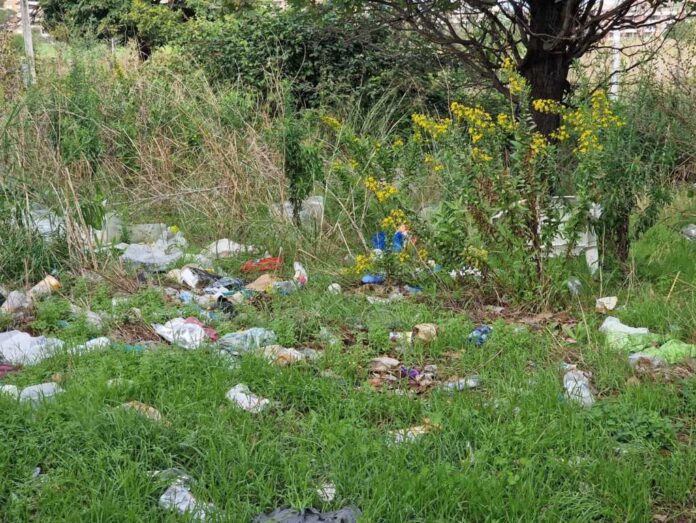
183, 7, 465, 110
41, 0, 136, 40
40, 1, 469, 112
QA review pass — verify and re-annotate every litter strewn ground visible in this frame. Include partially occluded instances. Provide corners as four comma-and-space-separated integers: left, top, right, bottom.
1, 224, 695, 522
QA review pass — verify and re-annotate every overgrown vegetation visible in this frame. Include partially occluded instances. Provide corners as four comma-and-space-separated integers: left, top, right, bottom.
1, 2, 696, 521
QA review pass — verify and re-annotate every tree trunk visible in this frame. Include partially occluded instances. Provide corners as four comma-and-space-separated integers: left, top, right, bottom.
519, 0, 573, 136
137, 38, 152, 61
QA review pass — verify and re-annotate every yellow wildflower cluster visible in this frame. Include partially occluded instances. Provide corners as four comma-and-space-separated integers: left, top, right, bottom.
462, 245, 489, 269
550, 124, 569, 142
451, 102, 495, 143
530, 132, 550, 158
412, 113, 451, 139
349, 253, 375, 275
576, 128, 603, 154
496, 113, 517, 133
392, 137, 404, 148
501, 58, 526, 96
532, 91, 621, 152
417, 247, 429, 260
589, 90, 623, 129
471, 147, 493, 162
562, 91, 622, 154
321, 115, 341, 131
532, 98, 563, 114
364, 176, 398, 203
381, 209, 408, 231
397, 250, 410, 264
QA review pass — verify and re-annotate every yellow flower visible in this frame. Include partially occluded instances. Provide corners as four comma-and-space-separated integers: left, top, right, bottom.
412, 113, 451, 139
364, 176, 398, 203
553, 90, 621, 154
501, 58, 526, 96
397, 250, 410, 264
451, 102, 495, 143
381, 209, 408, 231
532, 98, 563, 114
351, 253, 375, 275
550, 125, 569, 142
349, 159, 359, 170
393, 137, 404, 148
433, 163, 444, 172
363, 176, 379, 192
496, 113, 516, 133
530, 132, 549, 158
321, 115, 341, 131
471, 147, 493, 162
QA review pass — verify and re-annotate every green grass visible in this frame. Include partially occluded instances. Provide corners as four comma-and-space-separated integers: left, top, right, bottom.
0, 43, 694, 519
1, 265, 695, 521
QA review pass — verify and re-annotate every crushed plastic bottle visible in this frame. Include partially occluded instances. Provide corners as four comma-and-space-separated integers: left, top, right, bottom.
218, 328, 276, 355
272, 281, 298, 295
442, 375, 481, 391
28, 275, 61, 300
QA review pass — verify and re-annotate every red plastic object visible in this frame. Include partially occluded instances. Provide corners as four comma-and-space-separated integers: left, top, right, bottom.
241, 256, 283, 273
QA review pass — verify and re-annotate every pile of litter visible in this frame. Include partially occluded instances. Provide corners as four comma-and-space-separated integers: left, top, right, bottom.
599, 316, 696, 367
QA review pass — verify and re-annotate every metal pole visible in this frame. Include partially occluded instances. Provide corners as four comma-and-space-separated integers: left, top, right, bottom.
19, 0, 36, 85
610, 30, 621, 100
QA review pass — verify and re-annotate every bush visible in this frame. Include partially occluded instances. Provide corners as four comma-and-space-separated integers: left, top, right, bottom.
182, 6, 467, 111
588, 82, 691, 263
41, 1, 471, 114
